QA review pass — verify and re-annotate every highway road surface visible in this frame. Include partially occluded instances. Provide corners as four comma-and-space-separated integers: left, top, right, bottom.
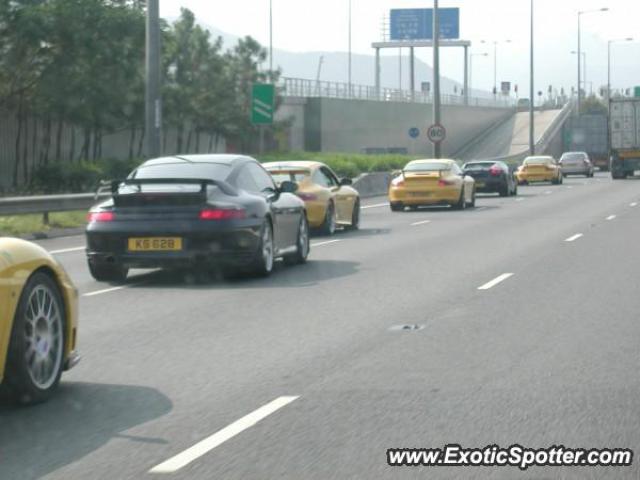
1, 172, 639, 479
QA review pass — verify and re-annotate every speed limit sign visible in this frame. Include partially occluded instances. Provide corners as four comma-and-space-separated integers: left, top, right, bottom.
426, 124, 446, 144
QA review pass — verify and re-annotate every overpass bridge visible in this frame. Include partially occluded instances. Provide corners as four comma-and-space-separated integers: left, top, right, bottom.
277, 77, 570, 160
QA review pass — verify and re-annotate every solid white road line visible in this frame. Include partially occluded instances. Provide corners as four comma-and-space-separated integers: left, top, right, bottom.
606, 215, 617, 221
149, 396, 300, 474
565, 233, 583, 242
311, 239, 342, 248
478, 273, 514, 291
83, 285, 131, 297
361, 202, 389, 210
410, 220, 431, 226
49, 246, 85, 254
631, 202, 638, 207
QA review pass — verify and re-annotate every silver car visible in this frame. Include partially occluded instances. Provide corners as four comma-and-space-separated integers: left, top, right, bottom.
559, 151, 594, 177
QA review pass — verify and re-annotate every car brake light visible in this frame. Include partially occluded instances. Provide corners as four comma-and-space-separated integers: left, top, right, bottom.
297, 192, 318, 201
87, 211, 115, 222
438, 178, 454, 186
199, 208, 245, 220
489, 165, 501, 176
393, 180, 405, 187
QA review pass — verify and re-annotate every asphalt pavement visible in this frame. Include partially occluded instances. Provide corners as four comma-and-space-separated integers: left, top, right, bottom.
1, 171, 639, 479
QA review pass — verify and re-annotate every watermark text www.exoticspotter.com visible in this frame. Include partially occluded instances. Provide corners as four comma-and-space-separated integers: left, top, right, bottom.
387, 444, 633, 470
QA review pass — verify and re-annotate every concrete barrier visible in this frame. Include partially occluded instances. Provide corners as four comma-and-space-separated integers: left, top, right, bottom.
352, 172, 392, 198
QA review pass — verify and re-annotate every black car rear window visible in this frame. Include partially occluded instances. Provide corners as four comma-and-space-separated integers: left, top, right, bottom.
464, 162, 497, 170
131, 162, 231, 180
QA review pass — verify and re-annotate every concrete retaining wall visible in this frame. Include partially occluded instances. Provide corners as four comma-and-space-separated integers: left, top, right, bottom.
298, 98, 514, 157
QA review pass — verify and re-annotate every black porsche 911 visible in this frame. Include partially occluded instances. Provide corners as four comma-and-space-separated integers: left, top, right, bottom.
85, 154, 310, 282
462, 160, 518, 197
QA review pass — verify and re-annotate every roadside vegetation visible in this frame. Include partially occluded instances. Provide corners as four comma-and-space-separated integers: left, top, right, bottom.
0, 211, 86, 236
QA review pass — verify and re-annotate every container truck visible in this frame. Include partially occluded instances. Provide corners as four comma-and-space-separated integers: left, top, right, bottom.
610, 97, 640, 179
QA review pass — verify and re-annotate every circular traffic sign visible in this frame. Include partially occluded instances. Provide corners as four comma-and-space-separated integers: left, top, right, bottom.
426, 123, 446, 144
408, 127, 420, 139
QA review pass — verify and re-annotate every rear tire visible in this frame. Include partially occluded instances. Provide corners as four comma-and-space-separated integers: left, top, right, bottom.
3, 272, 66, 405
345, 199, 360, 230
250, 219, 274, 277
88, 262, 128, 283
390, 202, 404, 212
467, 188, 476, 208
512, 184, 518, 196
452, 188, 466, 210
284, 215, 309, 266
319, 202, 336, 235
499, 184, 509, 197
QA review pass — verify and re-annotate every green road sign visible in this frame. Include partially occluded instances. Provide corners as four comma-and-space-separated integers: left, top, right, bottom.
251, 83, 275, 125
634, 86, 640, 98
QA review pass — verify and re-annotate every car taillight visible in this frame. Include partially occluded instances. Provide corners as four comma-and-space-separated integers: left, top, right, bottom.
199, 208, 246, 220
393, 180, 405, 187
297, 192, 318, 201
438, 178, 454, 186
489, 166, 501, 176
87, 211, 115, 222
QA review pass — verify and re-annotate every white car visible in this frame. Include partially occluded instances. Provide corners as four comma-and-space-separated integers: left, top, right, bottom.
559, 152, 594, 178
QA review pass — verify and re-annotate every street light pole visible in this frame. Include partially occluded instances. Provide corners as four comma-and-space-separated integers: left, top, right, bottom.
348, 0, 352, 97
433, 0, 441, 158
269, 0, 273, 75
481, 39, 510, 95
529, 0, 534, 155
469, 53, 488, 95
577, 7, 608, 114
145, 0, 161, 158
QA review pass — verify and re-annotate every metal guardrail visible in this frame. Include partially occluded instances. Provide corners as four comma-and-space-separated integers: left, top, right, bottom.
280, 77, 516, 109
0, 192, 109, 226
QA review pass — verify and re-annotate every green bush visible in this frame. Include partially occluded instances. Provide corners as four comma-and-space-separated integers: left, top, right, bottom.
29, 158, 143, 194
258, 152, 416, 179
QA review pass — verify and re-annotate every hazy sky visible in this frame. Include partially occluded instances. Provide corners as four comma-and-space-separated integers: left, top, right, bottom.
160, 0, 639, 95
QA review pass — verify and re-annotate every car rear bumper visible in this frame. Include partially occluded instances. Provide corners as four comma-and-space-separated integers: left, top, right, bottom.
86, 221, 263, 269
516, 173, 556, 182
471, 178, 507, 193
561, 166, 590, 175
389, 187, 460, 205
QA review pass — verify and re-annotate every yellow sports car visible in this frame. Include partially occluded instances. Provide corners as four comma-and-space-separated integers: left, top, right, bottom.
0, 238, 79, 404
516, 156, 563, 185
388, 159, 476, 211
264, 161, 360, 235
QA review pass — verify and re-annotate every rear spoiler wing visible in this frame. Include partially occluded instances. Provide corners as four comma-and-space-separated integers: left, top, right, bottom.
109, 178, 238, 197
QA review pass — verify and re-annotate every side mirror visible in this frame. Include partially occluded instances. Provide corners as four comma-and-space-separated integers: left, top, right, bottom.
279, 180, 298, 194
391, 170, 402, 178
339, 178, 353, 186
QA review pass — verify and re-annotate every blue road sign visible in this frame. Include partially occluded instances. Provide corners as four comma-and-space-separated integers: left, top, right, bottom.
408, 127, 420, 139
390, 8, 460, 41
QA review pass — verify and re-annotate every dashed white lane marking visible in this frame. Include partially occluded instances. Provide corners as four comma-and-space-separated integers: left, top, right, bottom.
565, 233, 583, 242
566, 186, 573, 189
478, 273, 514, 290
361, 203, 389, 209
311, 239, 341, 247
515, 197, 524, 202
49, 246, 85, 254
544, 190, 553, 195
631, 202, 638, 207
83, 285, 131, 297
474, 206, 487, 211
606, 215, 616, 221
410, 220, 431, 226
149, 396, 300, 474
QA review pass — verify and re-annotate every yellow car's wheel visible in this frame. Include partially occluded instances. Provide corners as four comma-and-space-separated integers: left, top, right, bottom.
345, 200, 360, 230
3, 272, 66, 405
319, 202, 336, 235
